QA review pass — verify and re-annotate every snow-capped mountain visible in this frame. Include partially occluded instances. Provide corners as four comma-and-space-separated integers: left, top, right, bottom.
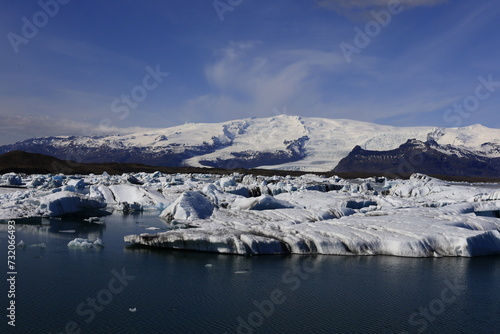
1, 115, 499, 174
334, 139, 500, 177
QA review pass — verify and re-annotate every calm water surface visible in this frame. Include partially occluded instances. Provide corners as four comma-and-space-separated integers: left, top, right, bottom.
1, 213, 500, 334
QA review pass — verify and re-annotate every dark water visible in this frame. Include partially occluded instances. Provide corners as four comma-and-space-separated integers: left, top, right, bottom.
1, 213, 500, 334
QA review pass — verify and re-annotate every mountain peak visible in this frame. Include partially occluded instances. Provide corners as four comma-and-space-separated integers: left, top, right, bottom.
0, 116, 499, 174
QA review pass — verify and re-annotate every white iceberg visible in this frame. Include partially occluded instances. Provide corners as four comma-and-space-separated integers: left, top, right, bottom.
5, 174, 23, 186
107, 184, 170, 211
160, 191, 214, 221
125, 210, 500, 257
2, 170, 500, 258
66, 178, 86, 189
231, 195, 295, 210
39, 191, 106, 217
125, 173, 500, 257
67, 238, 104, 249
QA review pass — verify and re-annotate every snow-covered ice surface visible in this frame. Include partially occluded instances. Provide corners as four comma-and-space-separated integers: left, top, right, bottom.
145, 118, 498, 170
2, 172, 500, 257
124, 173, 500, 258
67, 238, 104, 249
6, 116, 500, 172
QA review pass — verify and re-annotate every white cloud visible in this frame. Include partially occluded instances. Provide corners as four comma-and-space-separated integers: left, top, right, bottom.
0, 115, 155, 145
317, 0, 449, 20
317, 0, 449, 10
173, 36, 477, 127
197, 42, 345, 120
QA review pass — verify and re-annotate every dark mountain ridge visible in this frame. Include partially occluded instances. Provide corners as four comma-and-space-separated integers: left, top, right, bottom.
334, 139, 500, 178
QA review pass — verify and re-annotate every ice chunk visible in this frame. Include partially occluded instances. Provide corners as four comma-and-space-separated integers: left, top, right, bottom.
91, 185, 115, 203
160, 191, 214, 221
219, 177, 237, 188
27, 176, 46, 188
50, 175, 64, 188
473, 190, 500, 202
29, 243, 46, 248
67, 238, 104, 249
66, 178, 86, 189
116, 202, 143, 212
125, 228, 255, 255
83, 217, 105, 225
231, 195, 295, 210
126, 174, 143, 185
6, 174, 23, 186
39, 191, 107, 217
62, 185, 77, 192
108, 184, 169, 211
240, 234, 285, 254
125, 200, 500, 257
225, 186, 251, 197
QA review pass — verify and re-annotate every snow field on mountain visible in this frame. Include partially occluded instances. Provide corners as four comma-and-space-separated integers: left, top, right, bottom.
5, 116, 500, 172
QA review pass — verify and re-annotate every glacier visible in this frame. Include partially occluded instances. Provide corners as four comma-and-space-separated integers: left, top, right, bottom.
1, 171, 500, 257
2, 115, 500, 172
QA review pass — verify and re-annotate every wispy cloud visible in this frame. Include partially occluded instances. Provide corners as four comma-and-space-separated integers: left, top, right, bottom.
317, 0, 449, 20
178, 30, 486, 126
189, 41, 346, 120
1, 0, 498, 144
0, 115, 154, 145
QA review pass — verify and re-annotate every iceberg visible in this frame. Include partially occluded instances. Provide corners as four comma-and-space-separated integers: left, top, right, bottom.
66, 178, 86, 189
124, 173, 500, 257
107, 184, 170, 211
125, 210, 500, 257
5, 174, 23, 186
231, 195, 295, 210
2, 169, 500, 257
67, 238, 104, 249
39, 191, 107, 217
160, 191, 214, 221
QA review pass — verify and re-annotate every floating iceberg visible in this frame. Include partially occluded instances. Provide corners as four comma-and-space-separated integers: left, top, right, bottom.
2, 170, 500, 257
67, 238, 104, 249
160, 191, 214, 221
39, 191, 107, 217
125, 211, 500, 257
125, 173, 500, 257
5, 174, 23, 186
231, 195, 295, 210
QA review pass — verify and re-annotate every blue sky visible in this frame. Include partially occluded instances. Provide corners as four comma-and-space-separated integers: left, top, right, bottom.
1, 0, 499, 145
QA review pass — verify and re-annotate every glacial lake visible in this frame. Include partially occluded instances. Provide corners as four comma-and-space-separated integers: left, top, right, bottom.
1, 212, 500, 334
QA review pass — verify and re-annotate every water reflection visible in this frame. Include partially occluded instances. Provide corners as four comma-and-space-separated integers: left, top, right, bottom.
2, 212, 499, 334
0, 217, 105, 241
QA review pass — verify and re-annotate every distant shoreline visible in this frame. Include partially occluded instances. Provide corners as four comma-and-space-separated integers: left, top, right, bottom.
1, 150, 500, 183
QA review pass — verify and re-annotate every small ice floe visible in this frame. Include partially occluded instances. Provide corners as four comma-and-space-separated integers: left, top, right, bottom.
129, 308, 137, 312
59, 230, 76, 233
205, 264, 213, 268
67, 238, 104, 249
29, 243, 46, 248
234, 270, 249, 274
17, 240, 26, 248
83, 217, 105, 225
145, 227, 161, 230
